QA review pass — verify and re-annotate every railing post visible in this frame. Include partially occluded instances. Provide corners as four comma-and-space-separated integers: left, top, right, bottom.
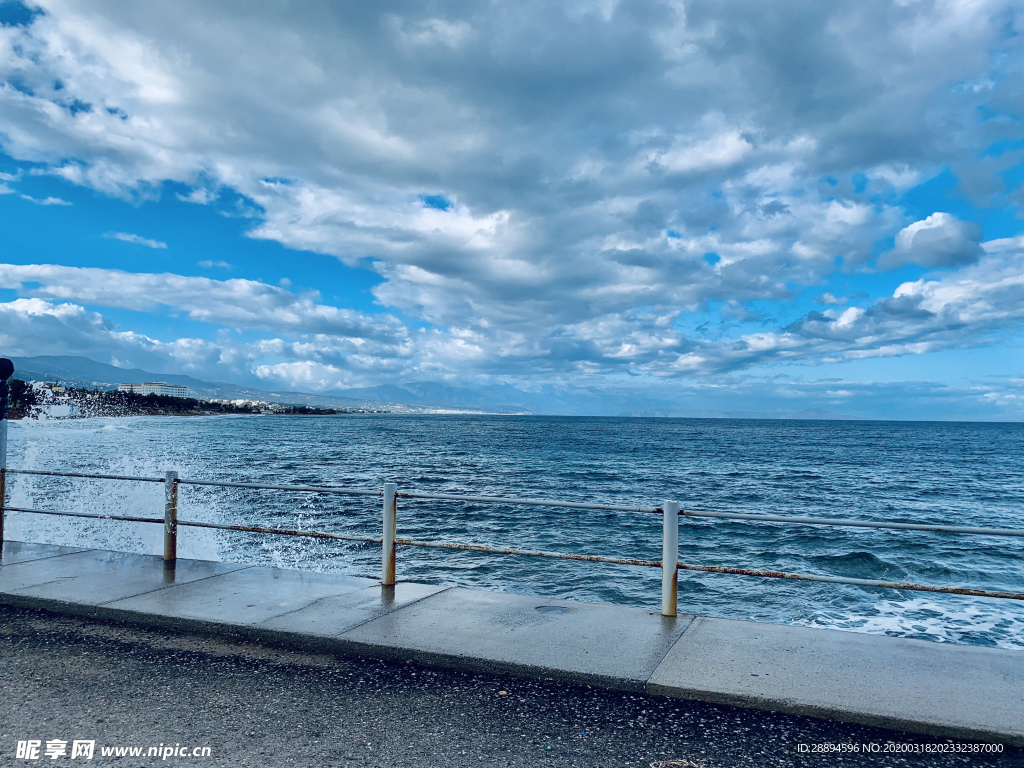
163, 471, 178, 562
661, 500, 679, 617
382, 482, 397, 586
0, 358, 13, 554
0, 467, 5, 553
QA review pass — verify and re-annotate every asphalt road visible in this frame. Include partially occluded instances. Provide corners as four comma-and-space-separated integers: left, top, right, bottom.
0, 605, 1017, 768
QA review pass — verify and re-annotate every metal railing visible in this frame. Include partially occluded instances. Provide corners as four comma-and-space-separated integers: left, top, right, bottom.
1, 467, 1023, 614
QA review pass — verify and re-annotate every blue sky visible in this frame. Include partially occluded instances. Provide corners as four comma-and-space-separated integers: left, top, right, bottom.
0, 0, 1022, 419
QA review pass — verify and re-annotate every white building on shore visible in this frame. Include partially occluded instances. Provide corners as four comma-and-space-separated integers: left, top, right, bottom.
117, 382, 190, 398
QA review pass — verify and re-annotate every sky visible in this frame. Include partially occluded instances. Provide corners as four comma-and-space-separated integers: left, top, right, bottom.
0, 0, 1022, 419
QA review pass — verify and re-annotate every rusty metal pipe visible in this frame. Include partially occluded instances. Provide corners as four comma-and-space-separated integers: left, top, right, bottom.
397, 537, 1023, 600
177, 519, 381, 543
163, 471, 178, 562
679, 508, 1024, 537
382, 482, 397, 586
394, 537, 661, 567
5, 505, 379, 544
177, 478, 381, 496
6, 469, 167, 483
3, 506, 164, 524
398, 490, 659, 515
661, 500, 679, 616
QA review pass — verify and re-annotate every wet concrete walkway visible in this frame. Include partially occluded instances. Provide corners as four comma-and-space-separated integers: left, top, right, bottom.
1, 540, 1021, 745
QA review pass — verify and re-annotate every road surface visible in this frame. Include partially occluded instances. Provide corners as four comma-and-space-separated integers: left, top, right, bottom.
0, 605, 1016, 767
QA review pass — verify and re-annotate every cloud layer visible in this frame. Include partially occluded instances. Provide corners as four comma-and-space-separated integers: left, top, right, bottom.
0, 0, 1022, 414
104, 231, 167, 249
2, 238, 1022, 388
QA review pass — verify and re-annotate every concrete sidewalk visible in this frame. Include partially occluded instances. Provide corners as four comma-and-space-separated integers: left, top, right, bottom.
2, 540, 1021, 745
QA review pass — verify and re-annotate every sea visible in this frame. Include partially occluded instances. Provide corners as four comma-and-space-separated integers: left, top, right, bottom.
4, 414, 1023, 649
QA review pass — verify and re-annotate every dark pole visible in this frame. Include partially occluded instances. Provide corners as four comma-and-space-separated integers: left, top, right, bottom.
0, 357, 12, 551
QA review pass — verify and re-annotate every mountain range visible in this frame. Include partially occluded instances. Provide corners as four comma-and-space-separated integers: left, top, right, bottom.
6, 355, 527, 414
5, 355, 861, 419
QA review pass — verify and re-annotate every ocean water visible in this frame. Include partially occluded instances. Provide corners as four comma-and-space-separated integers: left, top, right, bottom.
5, 414, 1023, 649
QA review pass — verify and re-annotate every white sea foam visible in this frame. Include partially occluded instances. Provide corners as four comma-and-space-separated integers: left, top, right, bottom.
5, 417, 222, 561
800, 596, 1024, 650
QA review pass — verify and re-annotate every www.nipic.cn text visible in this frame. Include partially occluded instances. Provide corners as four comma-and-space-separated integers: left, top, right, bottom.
15, 740, 212, 760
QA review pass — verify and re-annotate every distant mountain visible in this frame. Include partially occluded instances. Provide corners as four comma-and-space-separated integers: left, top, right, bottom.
328, 382, 532, 412
619, 407, 864, 420
330, 381, 679, 415
6, 356, 530, 414
5, 356, 395, 412
331, 383, 864, 419
5, 355, 862, 419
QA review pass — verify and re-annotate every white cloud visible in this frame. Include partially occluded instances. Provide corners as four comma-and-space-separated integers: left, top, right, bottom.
176, 187, 215, 204
0, 263, 409, 347
879, 212, 983, 270
104, 231, 167, 249
698, 243, 1024, 373
867, 164, 927, 192
816, 292, 846, 305
389, 16, 475, 49
254, 360, 353, 391
651, 130, 753, 174
0, 297, 125, 359
19, 194, 71, 205
0, 293, 418, 389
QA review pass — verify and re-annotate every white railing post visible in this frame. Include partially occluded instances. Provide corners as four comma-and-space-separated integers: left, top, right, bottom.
382, 482, 397, 585
163, 471, 178, 562
661, 500, 679, 616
